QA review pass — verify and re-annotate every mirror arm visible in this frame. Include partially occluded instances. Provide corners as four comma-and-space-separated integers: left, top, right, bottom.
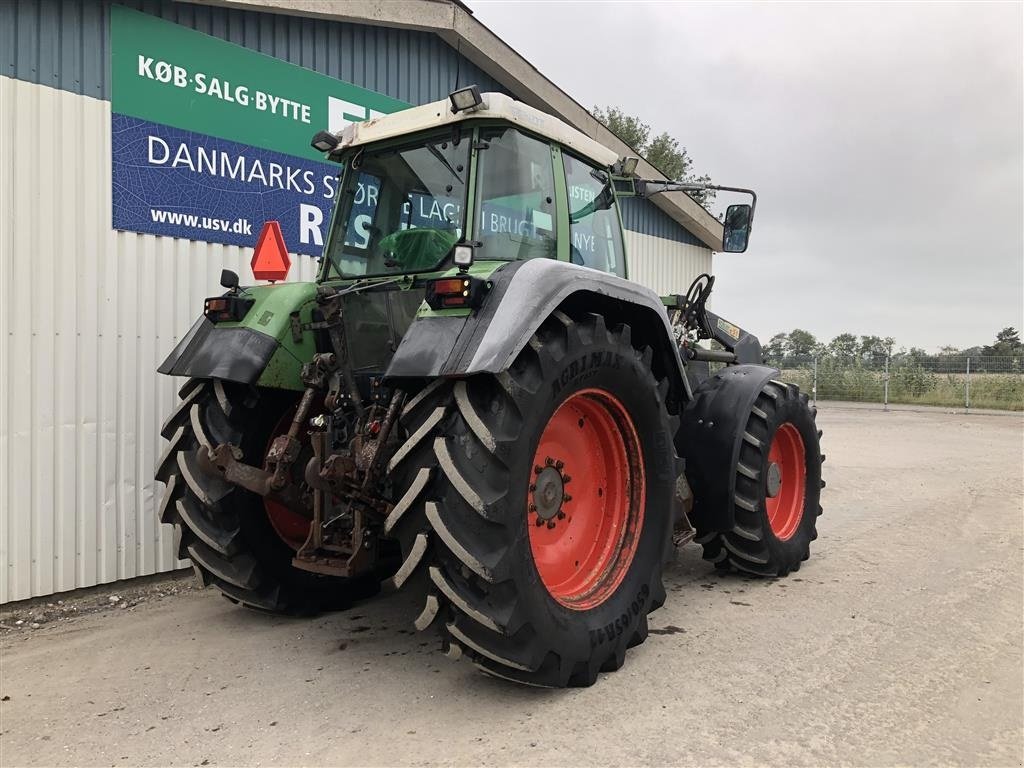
637, 179, 757, 216
636, 180, 758, 253
638, 179, 761, 253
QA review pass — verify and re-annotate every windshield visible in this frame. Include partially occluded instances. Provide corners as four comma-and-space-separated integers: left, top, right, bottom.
326, 132, 469, 278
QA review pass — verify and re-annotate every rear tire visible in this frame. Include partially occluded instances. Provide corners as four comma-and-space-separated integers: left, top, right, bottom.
386, 312, 682, 687
699, 380, 823, 576
155, 378, 383, 614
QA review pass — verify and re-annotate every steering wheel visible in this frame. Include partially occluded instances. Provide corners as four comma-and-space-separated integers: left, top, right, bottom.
682, 273, 715, 337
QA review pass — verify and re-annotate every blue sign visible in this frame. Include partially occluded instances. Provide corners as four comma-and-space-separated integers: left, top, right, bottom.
112, 115, 339, 256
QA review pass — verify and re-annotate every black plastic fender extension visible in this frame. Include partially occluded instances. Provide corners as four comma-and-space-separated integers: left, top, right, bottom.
678, 364, 779, 535
158, 317, 279, 384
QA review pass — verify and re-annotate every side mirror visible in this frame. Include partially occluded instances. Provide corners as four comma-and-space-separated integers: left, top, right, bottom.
722, 204, 752, 253
220, 269, 240, 291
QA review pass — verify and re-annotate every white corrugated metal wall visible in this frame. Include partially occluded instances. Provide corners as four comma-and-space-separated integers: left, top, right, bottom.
0, 75, 320, 603
0, 74, 713, 604
625, 230, 712, 296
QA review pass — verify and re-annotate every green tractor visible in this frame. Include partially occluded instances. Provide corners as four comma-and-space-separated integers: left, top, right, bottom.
156, 87, 823, 687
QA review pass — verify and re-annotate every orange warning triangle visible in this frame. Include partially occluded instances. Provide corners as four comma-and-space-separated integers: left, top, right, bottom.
251, 221, 291, 282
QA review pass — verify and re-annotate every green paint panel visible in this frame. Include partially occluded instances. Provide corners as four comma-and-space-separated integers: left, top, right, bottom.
220, 281, 316, 334
213, 282, 319, 391
258, 344, 305, 391
110, 6, 408, 161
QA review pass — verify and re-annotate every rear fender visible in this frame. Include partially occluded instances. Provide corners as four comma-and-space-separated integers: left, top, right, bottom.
679, 364, 779, 535
385, 259, 690, 401
158, 282, 318, 391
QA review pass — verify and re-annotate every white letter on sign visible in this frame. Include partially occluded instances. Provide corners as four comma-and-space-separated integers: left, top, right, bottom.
148, 135, 170, 165
327, 96, 368, 134
299, 204, 324, 246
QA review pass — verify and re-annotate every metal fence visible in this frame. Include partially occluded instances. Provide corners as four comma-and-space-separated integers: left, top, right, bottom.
766, 356, 1024, 412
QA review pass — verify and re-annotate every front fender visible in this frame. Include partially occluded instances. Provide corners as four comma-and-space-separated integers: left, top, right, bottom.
158, 282, 317, 391
679, 364, 779, 535
386, 260, 688, 389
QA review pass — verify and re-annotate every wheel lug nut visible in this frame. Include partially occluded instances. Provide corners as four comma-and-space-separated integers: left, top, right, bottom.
563, 475, 571, 484
557, 511, 565, 520
563, 494, 572, 502
545, 456, 554, 466
546, 521, 556, 529
529, 484, 536, 492
529, 503, 537, 513
535, 518, 545, 527
534, 465, 543, 475
555, 460, 564, 470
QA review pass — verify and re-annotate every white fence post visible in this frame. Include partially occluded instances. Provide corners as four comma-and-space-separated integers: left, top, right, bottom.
812, 356, 818, 407
883, 355, 889, 411
966, 356, 971, 412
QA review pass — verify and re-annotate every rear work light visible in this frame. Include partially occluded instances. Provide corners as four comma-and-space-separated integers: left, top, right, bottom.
204, 294, 255, 323
424, 276, 489, 310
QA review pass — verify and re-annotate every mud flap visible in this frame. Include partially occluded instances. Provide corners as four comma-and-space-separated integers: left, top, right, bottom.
158, 317, 279, 384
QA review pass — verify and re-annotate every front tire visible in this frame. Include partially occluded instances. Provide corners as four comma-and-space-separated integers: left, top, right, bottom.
387, 312, 682, 687
699, 380, 823, 576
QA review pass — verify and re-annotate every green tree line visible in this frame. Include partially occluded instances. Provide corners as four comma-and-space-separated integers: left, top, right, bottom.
763, 328, 1023, 410
763, 327, 1024, 365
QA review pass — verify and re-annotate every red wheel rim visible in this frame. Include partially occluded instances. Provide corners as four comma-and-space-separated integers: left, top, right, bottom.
527, 388, 645, 611
263, 408, 313, 551
765, 423, 806, 541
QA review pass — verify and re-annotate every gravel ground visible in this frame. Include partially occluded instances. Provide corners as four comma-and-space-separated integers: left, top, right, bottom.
1, 407, 1021, 767
0, 573, 196, 635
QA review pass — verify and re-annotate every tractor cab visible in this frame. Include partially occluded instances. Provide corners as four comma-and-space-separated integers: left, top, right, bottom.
300, 91, 643, 383
305, 89, 758, 381
316, 90, 629, 287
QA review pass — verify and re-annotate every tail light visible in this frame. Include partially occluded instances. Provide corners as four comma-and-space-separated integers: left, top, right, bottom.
425, 276, 489, 310
204, 294, 255, 323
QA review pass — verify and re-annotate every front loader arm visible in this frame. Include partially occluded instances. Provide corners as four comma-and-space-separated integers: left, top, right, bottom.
664, 274, 763, 366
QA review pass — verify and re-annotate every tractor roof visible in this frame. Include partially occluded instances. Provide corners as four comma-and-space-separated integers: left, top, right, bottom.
332, 92, 620, 168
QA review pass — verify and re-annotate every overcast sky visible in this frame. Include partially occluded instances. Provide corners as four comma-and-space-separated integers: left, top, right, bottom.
470, 1, 1023, 352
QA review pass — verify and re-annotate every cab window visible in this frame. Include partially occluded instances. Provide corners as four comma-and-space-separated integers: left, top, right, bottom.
475, 128, 557, 262
563, 153, 625, 277
325, 132, 469, 278
341, 171, 380, 249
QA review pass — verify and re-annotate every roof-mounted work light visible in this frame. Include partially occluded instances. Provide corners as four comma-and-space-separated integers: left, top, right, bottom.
310, 130, 339, 153
614, 156, 640, 176
449, 85, 484, 114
